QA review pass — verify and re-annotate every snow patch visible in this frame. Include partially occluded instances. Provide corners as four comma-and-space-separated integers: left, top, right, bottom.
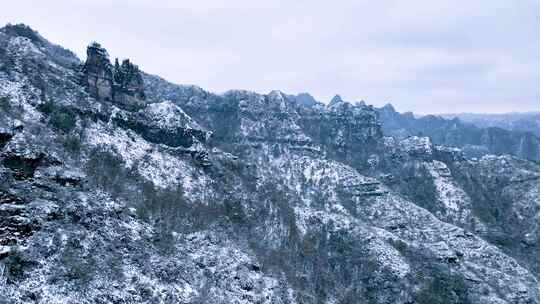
425, 160, 471, 214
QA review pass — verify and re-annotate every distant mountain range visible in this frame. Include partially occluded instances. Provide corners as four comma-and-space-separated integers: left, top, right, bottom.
376, 104, 540, 161
440, 112, 540, 137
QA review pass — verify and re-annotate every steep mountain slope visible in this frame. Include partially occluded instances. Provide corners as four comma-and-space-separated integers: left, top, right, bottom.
377, 103, 540, 161
0, 24, 539, 304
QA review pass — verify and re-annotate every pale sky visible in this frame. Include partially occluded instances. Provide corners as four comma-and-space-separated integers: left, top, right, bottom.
2, 0, 540, 113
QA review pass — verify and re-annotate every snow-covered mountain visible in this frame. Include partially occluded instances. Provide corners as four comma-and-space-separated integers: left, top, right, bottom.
377, 103, 540, 161
1, 24, 540, 304
441, 112, 540, 138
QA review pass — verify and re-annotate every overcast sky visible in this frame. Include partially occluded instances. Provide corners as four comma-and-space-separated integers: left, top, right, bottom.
2, 0, 540, 113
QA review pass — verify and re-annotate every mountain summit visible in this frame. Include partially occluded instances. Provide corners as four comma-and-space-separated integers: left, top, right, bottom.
0, 24, 539, 304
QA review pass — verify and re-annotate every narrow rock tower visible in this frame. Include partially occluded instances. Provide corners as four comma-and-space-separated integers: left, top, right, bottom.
81, 42, 114, 101
81, 42, 146, 110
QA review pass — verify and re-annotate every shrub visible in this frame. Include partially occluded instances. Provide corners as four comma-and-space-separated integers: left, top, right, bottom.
223, 199, 247, 224
85, 147, 126, 196
62, 134, 81, 153
36, 102, 78, 133
2, 247, 37, 282
56, 241, 96, 283
4, 250, 25, 280
0, 96, 11, 112
414, 267, 471, 304
388, 238, 408, 253
50, 109, 77, 133
2, 24, 42, 44
37, 102, 54, 114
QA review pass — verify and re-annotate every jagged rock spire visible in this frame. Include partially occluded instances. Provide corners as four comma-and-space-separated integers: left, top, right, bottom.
81, 42, 145, 110
113, 58, 146, 101
82, 42, 114, 101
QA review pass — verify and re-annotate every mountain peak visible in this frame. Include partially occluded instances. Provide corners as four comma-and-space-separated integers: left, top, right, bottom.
294, 93, 318, 107
356, 100, 367, 107
382, 103, 396, 112
87, 41, 110, 61
268, 90, 286, 100
329, 94, 344, 106
0, 23, 43, 43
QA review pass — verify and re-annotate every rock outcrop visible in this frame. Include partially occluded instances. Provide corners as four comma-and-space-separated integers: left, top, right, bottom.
81, 43, 145, 110
112, 58, 146, 109
81, 42, 114, 101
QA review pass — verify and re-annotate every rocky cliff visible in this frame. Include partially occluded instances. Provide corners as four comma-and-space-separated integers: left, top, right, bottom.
0, 24, 539, 304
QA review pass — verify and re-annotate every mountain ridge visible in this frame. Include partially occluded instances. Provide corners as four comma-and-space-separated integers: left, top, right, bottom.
440, 112, 540, 137
376, 103, 540, 162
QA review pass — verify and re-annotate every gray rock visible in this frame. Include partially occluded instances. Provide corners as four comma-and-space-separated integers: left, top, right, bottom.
81, 43, 146, 111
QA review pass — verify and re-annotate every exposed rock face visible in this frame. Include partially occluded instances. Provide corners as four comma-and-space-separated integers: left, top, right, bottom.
81, 42, 113, 101
113, 58, 146, 110
1, 24, 540, 304
298, 95, 383, 167
81, 43, 145, 110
